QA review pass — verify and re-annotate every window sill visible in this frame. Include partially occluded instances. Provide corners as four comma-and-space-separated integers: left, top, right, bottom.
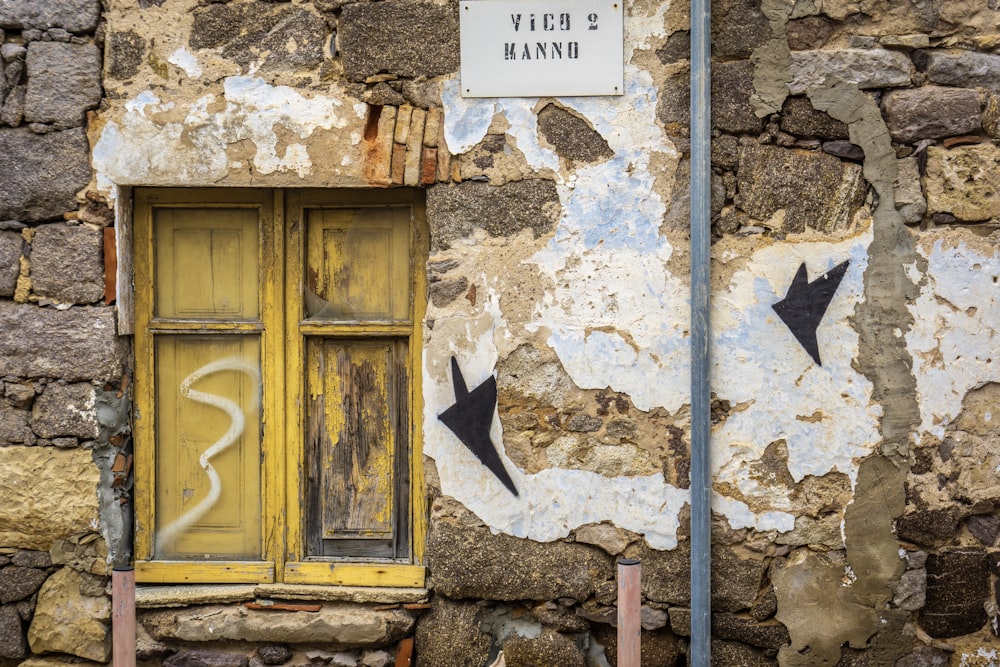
136, 582, 430, 609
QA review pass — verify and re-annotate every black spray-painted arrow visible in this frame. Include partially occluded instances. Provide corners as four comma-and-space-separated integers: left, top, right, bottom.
438, 357, 519, 496
772, 260, 850, 366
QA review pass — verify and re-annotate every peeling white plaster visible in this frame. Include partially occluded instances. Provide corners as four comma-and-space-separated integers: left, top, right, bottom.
168, 47, 202, 78
711, 235, 880, 501
423, 289, 689, 549
959, 648, 998, 667
908, 240, 1000, 438
93, 77, 358, 192
431, 0, 884, 547
436, 69, 880, 544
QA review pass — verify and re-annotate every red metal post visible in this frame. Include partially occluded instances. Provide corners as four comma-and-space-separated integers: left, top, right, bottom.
617, 558, 641, 667
112, 567, 136, 667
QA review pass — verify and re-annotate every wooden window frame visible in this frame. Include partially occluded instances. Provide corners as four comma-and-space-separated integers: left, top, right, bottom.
133, 188, 427, 588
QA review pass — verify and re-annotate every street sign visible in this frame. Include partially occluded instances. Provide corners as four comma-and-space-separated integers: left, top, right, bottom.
460, 0, 624, 97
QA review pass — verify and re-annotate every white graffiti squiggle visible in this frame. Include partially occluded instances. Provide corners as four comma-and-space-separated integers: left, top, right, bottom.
156, 356, 261, 555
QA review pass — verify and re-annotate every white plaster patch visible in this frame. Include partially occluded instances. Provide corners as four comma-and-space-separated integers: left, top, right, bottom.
712, 235, 880, 500
93, 77, 354, 191
168, 48, 202, 78
907, 240, 1000, 438
431, 0, 880, 545
959, 648, 998, 667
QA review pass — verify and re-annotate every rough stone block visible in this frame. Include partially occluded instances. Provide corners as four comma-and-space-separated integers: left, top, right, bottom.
780, 96, 848, 140
30, 223, 104, 304
502, 628, 586, 667
0, 83, 24, 126
0, 447, 101, 551
24, 42, 101, 128
892, 569, 926, 612
0, 604, 26, 660
426, 180, 560, 250
164, 651, 249, 667
788, 49, 912, 95
656, 64, 764, 136
710, 639, 776, 666
631, 541, 691, 606
0, 302, 125, 382
591, 624, 685, 667
31, 382, 99, 440
0, 567, 47, 604
0, 127, 91, 222
711, 0, 769, 59
428, 276, 468, 308
712, 548, 768, 612
0, 402, 33, 444
786, 16, 833, 51
141, 604, 414, 645
926, 51, 1000, 91
414, 599, 491, 667
925, 144, 1000, 221
919, 547, 989, 638
775, 513, 844, 550
894, 157, 927, 225
574, 523, 630, 556
427, 519, 613, 601
737, 143, 866, 233
340, 0, 459, 82
0, 0, 100, 33
895, 509, 958, 547
895, 646, 951, 667
190, 4, 325, 71
0, 231, 18, 297
713, 61, 765, 135
10, 550, 51, 568
983, 93, 1000, 139
712, 613, 790, 650
883, 86, 982, 143
537, 103, 613, 164
27, 567, 110, 662
106, 30, 145, 81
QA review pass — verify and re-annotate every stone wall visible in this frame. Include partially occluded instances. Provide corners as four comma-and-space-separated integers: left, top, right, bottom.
0, 0, 999, 665
0, 1, 130, 663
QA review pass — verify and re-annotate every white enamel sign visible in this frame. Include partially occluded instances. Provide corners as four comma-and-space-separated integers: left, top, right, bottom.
460, 0, 624, 97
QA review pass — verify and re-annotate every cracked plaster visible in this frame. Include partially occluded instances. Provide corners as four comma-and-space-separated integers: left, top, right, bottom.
92, 74, 367, 193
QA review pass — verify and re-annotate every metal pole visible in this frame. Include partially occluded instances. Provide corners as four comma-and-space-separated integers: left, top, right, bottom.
112, 567, 136, 667
617, 559, 641, 667
689, 0, 712, 663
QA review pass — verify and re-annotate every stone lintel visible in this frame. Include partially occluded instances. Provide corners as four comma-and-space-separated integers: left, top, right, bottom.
136, 583, 429, 608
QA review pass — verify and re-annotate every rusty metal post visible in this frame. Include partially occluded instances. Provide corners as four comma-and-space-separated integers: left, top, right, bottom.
617, 558, 641, 667
112, 567, 136, 667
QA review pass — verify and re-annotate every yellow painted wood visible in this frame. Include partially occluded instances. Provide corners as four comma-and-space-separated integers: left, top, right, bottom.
282, 563, 425, 588
283, 189, 307, 570
409, 203, 429, 566
297, 322, 412, 337
154, 335, 262, 559
136, 560, 274, 584
154, 208, 259, 319
149, 320, 264, 333
308, 339, 397, 541
134, 189, 274, 578
133, 190, 157, 562
262, 188, 285, 580
135, 188, 426, 587
305, 207, 410, 321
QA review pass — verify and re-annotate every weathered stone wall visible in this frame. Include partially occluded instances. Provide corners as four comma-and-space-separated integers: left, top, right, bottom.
1, 0, 1000, 665
0, 1, 131, 663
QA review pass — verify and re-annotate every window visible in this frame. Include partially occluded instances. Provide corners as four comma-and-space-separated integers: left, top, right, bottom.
133, 188, 427, 587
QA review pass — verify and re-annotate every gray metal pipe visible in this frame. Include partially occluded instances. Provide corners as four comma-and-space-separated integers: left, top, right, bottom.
688, 0, 712, 664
